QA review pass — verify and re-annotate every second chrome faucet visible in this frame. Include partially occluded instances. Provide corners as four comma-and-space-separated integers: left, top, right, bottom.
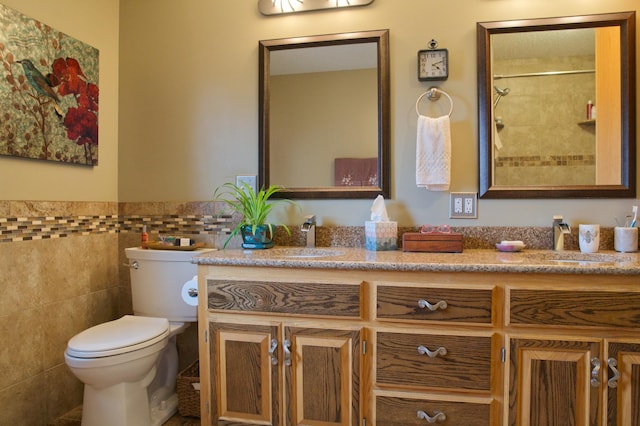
553, 215, 571, 251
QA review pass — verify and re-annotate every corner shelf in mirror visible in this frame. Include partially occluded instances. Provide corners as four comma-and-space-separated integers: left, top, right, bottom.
578, 119, 596, 126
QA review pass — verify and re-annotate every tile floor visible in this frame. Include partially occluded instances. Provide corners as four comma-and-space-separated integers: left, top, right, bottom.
48, 406, 200, 426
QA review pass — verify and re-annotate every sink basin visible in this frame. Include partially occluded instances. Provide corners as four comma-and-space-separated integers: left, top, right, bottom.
271, 248, 346, 258
528, 251, 633, 266
548, 259, 614, 266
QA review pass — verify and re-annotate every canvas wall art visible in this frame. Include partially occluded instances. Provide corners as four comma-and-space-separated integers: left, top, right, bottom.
0, 3, 99, 165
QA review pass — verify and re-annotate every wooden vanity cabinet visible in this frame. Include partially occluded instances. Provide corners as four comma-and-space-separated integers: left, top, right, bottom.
198, 264, 640, 426
506, 283, 640, 426
199, 267, 363, 426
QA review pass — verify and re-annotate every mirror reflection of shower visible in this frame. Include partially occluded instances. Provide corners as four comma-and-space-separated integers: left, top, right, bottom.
493, 85, 510, 108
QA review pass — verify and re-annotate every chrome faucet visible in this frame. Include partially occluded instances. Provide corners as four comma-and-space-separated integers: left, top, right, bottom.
301, 215, 316, 248
553, 215, 571, 251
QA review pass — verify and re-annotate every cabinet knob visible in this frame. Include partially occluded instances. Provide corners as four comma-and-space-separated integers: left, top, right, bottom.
417, 299, 448, 311
590, 357, 601, 387
417, 409, 446, 423
607, 357, 620, 388
417, 345, 447, 358
268, 339, 278, 365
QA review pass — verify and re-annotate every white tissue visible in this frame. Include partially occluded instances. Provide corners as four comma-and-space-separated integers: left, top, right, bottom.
370, 195, 389, 222
181, 276, 199, 307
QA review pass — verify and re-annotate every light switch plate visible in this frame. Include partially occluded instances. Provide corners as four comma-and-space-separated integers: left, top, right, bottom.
450, 192, 478, 219
236, 175, 257, 194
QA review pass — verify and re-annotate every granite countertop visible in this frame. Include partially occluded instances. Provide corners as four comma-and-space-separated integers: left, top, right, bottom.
193, 247, 640, 275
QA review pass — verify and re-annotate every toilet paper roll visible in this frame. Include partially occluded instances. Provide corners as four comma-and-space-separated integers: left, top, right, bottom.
181, 276, 199, 306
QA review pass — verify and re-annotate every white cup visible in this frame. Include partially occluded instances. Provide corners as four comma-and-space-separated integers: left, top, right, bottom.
578, 224, 600, 253
614, 227, 638, 252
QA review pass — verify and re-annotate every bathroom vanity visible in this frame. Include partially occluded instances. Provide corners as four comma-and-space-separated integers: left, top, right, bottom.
195, 248, 640, 425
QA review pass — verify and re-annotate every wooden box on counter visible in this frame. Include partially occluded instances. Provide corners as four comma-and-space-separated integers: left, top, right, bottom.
402, 232, 463, 253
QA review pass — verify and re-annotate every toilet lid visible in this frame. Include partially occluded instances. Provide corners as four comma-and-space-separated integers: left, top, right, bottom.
66, 315, 170, 358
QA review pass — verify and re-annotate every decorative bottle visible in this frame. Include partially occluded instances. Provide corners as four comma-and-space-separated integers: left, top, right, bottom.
141, 225, 149, 248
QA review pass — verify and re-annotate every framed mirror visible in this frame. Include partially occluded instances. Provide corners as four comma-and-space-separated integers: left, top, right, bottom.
259, 29, 390, 199
477, 12, 636, 198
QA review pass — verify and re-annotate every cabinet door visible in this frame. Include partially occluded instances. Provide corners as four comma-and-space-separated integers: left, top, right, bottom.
508, 337, 600, 426
209, 322, 280, 425
606, 341, 640, 426
285, 326, 361, 426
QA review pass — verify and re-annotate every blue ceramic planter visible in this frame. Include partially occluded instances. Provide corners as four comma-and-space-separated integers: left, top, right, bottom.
241, 224, 275, 249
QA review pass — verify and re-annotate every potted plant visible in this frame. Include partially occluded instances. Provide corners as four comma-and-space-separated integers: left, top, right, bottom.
213, 182, 298, 249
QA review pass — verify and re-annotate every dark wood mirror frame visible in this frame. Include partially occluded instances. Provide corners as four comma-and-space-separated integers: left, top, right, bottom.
477, 12, 636, 198
259, 29, 390, 199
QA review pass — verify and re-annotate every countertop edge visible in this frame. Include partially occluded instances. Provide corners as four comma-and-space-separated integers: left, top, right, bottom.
191, 248, 640, 275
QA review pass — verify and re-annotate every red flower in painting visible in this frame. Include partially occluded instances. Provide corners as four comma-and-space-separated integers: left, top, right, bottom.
64, 107, 98, 146
50, 57, 99, 147
52, 57, 86, 96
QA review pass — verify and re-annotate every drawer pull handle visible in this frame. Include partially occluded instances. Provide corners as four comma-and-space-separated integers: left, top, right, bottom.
608, 357, 620, 388
590, 357, 600, 387
268, 339, 278, 365
284, 339, 292, 366
417, 345, 447, 358
417, 410, 446, 423
418, 299, 447, 311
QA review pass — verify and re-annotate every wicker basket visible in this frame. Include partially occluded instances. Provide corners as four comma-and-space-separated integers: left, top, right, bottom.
177, 360, 201, 418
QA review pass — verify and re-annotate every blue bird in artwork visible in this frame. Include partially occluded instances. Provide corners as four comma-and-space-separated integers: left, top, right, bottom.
16, 59, 63, 117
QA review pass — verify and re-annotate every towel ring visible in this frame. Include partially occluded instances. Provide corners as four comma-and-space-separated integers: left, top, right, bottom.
416, 87, 453, 117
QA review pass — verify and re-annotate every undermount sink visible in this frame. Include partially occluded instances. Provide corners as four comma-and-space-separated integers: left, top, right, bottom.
531, 251, 633, 266
271, 248, 346, 258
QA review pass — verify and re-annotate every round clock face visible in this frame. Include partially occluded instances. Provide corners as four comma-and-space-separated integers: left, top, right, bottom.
418, 49, 448, 81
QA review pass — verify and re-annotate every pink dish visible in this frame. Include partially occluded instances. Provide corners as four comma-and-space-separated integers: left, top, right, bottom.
496, 243, 526, 252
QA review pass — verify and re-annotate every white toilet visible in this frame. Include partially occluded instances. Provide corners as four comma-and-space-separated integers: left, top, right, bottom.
64, 247, 213, 426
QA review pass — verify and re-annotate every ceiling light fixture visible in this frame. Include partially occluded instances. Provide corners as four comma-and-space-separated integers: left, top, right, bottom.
258, 0, 374, 16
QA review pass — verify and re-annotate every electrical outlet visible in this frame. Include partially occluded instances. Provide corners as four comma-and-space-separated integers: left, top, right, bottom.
450, 192, 478, 219
236, 175, 257, 194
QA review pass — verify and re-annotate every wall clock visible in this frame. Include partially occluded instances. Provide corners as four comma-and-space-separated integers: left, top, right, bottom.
418, 47, 448, 81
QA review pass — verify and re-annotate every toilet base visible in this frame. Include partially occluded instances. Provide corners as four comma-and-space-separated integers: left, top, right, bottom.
150, 393, 178, 426
81, 368, 155, 426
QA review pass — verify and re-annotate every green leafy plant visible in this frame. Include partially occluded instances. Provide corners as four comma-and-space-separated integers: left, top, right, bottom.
213, 182, 298, 248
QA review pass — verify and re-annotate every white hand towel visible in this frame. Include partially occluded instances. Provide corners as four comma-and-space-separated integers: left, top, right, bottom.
416, 114, 451, 191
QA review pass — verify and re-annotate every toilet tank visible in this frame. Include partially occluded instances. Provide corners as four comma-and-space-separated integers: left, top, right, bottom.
125, 247, 215, 322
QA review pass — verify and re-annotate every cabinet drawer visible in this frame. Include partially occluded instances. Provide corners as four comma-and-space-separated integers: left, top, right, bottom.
207, 279, 361, 317
509, 289, 640, 328
376, 332, 493, 391
376, 395, 492, 426
376, 284, 494, 324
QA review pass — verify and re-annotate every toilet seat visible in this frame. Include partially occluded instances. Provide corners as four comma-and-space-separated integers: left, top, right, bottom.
66, 315, 170, 358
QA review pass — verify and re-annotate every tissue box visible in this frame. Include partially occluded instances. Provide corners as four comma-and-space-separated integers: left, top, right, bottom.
402, 232, 463, 253
365, 221, 398, 251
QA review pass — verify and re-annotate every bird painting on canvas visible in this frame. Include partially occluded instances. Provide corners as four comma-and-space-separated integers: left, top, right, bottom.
16, 58, 64, 117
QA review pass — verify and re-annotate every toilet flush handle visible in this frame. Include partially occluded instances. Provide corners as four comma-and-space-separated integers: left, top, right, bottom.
123, 261, 139, 269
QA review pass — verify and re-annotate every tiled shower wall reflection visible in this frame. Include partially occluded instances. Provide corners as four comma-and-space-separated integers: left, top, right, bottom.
493, 55, 596, 186
0, 200, 231, 426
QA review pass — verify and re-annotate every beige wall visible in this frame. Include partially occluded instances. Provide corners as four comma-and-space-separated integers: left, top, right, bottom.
118, 0, 640, 227
0, 0, 119, 202
271, 69, 378, 187
0, 2, 119, 424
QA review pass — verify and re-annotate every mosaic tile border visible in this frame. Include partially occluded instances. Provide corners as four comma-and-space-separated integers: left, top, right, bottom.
495, 154, 595, 168
0, 214, 233, 243
0, 200, 614, 250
